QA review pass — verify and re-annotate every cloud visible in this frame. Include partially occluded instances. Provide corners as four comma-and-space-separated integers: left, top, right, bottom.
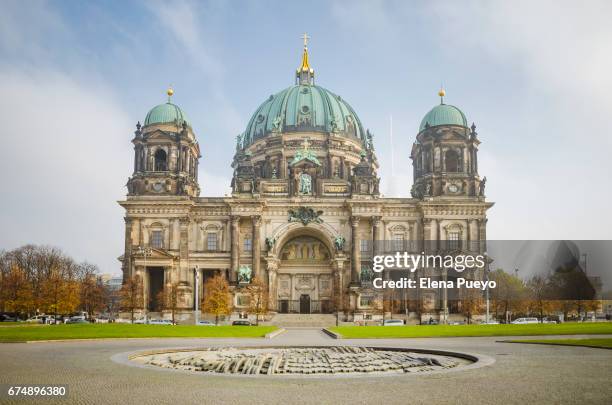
144, 0, 242, 133
0, 67, 132, 272
428, 0, 612, 130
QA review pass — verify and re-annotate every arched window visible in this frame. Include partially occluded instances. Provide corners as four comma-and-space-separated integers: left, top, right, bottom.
445, 149, 460, 172
154, 149, 167, 171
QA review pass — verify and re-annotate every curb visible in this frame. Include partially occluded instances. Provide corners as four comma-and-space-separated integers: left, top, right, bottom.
322, 328, 341, 339
497, 340, 612, 350
265, 328, 287, 339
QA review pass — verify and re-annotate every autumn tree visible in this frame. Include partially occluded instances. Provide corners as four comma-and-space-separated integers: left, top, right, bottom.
156, 282, 180, 324
202, 274, 232, 325
489, 269, 527, 322
120, 274, 143, 323
548, 262, 596, 319
460, 286, 483, 324
41, 259, 80, 318
0, 264, 33, 315
527, 275, 553, 321
80, 270, 108, 319
245, 276, 269, 326
331, 277, 350, 326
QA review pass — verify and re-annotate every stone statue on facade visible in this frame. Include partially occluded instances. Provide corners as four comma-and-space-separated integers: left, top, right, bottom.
299, 172, 312, 194
334, 236, 346, 251
238, 265, 252, 284
479, 176, 487, 196
235, 134, 243, 150
272, 116, 282, 133
265, 236, 276, 251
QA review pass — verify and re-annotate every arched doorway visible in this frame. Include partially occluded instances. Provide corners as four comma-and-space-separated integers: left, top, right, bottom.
276, 235, 334, 314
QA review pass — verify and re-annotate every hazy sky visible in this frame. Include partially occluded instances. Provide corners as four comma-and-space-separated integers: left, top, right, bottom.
0, 0, 610, 276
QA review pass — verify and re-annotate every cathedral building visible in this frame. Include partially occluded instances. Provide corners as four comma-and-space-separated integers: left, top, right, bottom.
119, 39, 493, 323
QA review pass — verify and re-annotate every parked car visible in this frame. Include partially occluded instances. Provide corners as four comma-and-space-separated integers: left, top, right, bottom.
541, 317, 558, 324
26, 315, 55, 324
133, 319, 147, 324
66, 318, 89, 324
93, 316, 111, 323
0, 314, 19, 322
196, 320, 216, 326
148, 319, 174, 325
481, 320, 500, 325
232, 320, 251, 326
511, 317, 539, 324
383, 319, 404, 326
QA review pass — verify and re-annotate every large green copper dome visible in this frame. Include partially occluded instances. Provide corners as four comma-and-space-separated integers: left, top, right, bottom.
419, 103, 467, 132
241, 84, 366, 147
144, 102, 190, 127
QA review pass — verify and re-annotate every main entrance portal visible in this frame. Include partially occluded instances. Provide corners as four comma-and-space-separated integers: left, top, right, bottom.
299, 294, 311, 314
276, 235, 334, 314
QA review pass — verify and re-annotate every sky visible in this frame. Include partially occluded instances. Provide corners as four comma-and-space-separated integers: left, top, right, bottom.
0, 0, 611, 279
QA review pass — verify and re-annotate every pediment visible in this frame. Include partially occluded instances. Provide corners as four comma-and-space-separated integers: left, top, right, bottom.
290, 157, 320, 167
146, 129, 175, 141
132, 248, 175, 259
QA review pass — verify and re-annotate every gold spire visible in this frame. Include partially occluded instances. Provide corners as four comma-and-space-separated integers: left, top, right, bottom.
296, 33, 315, 85
438, 86, 446, 104
167, 85, 174, 102
299, 33, 311, 72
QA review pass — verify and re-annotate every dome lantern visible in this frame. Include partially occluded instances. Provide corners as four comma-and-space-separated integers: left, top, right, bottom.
296, 33, 315, 85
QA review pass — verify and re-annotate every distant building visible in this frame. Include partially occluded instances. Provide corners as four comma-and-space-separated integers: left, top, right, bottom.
100, 274, 123, 291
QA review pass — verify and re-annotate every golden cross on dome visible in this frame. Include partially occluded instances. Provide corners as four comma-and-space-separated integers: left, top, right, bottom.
301, 33, 310, 48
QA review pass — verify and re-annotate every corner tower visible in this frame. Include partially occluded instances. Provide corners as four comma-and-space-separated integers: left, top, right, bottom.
410, 89, 484, 199
127, 88, 201, 197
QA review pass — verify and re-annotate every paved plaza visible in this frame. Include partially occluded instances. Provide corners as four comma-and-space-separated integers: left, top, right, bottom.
0, 329, 610, 404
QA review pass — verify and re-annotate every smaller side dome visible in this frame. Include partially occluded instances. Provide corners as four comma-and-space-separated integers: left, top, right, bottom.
144, 102, 191, 127
419, 104, 467, 132
419, 90, 467, 132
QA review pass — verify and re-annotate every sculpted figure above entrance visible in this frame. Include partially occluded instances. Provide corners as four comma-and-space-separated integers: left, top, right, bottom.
280, 236, 330, 262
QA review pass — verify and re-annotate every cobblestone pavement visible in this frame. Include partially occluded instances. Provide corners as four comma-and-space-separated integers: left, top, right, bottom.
0, 330, 610, 405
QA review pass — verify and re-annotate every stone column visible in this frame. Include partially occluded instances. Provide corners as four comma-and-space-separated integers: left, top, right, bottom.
469, 219, 479, 252
122, 217, 133, 282
230, 216, 240, 284
333, 259, 345, 311
266, 259, 279, 310
179, 217, 190, 283
479, 218, 487, 253
145, 147, 151, 171
252, 215, 261, 279
411, 220, 418, 252
372, 216, 382, 257
350, 216, 361, 285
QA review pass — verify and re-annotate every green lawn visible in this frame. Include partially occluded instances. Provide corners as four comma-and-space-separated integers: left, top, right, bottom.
506, 338, 612, 349
329, 322, 612, 339
0, 323, 277, 342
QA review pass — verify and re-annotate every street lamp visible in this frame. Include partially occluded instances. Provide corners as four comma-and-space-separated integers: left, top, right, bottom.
136, 246, 152, 323
194, 266, 200, 325
484, 251, 490, 324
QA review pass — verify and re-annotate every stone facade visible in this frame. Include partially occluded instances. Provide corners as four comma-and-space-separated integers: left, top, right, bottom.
119, 47, 493, 323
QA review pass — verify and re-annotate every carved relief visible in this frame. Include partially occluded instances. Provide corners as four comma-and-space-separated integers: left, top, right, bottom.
280, 236, 330, 262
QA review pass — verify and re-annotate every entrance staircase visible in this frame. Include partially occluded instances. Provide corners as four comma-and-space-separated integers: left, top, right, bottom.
269, 314, 338, 327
